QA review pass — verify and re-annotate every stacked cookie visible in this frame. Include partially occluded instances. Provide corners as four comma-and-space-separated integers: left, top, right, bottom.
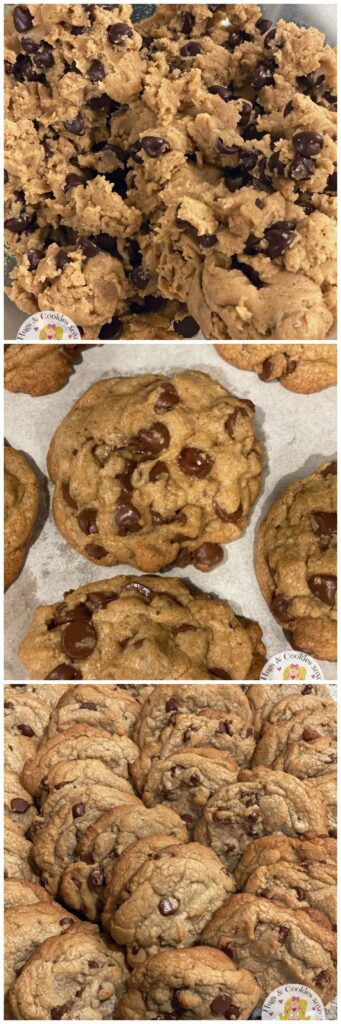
4, 682, 337, 1020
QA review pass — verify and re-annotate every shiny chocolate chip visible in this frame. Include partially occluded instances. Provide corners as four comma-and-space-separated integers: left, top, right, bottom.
61, 620, 97, 660
180, 41, 202, 57
308, 574, 336, 606
115, 502, 142, 535
288, 156, 315, 181
158, 896, 179, 915
5, 216, 35, 234
121, 581, 153, 602
63, 115, 85, 136
77, 509, 98, 535
178, 447, 213, 478
107, 22, 133, 45
265, 220, 296, 258
193, 543, 223, 571
129, 422, 170, 457
311, 511, 336, 538
208, 85, 233, 102
224, 407, 248, 438
11, 797, 31, 812
13, 6, 33, 32
256, 18, 272, 34
271, 594, 293, 622
79, 236, 100, 258
154, 382, 179, 412
214, 501, 242, 524
251, 63, 275, 90
46, 664, 83, 680
72, 803, 85, 818
293, 130, 323, 157
141, 136, 171, 158
88, 59, 105, 82
27, 249, 44, 271
149, 460, 168, 482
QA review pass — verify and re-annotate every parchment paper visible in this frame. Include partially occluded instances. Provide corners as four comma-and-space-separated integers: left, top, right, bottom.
4, 342, 337, 680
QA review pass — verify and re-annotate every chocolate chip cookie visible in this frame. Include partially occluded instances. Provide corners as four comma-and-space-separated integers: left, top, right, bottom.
4, 344, 88, 396
202, 893, 337, 1003
194, 765, 328, 871
19, 576, 266, 681
39, 759, 135, 818
46, 371, 263, 571
4, 768, 37, 835
4, 686, 50, 742
246, 682, 329, 737
45, 684, 140, 737
102, 835, 184, 930
4, 878, 50, 911
22, 724, 138, 798
108, 842, 234, 967
4, 819, 39, 883
243, 858, 336, 927
4, 902, 82, 993
4, 444, 40, 589
133, 684, 252, 749
215, 344, 337, 392
314, 773, 337, 837
141, 747, 238, 834
256, 460, 337, 660
5, 732, 36, 774
234, 833, 337, 890
252, 702, 336, 767
273, 735, 337, 778
116, 946, 262, 1020
9, 926, 128, 1021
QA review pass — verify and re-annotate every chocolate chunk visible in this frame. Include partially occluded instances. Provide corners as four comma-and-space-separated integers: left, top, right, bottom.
131, 267, 150, 290
63, 115, 85, 136
115, 502, 142, 535
173, 315, 199, 337
88, 59, 105, 82
251, 63, 275, 90
208, 85, 233, 102
121, 581, 153, 602
107, 22, 133, 45
64, 173, 84, 191
293, 130, 324, 157
72, 803, 85, 819
308, 574, 336, 606
193, 543, 223, 571
286, 360, 297, 374
141, 136, 171, 158
129, 422, 170, 457
89, 867, 105, 887
99, 317, 122, 340
62, 481, 78, 509
86, 543, 108, 559
13, 6, 33, 32
11, 798, 31, 812
311, 511, 336, 538
178, 447, 213, 478
214, 501, 242, 524
77, 509, 98, 535
46, 664, 82, 680
182, 12, 195, 35
278, 926, 289, 943
158, 897, 179, 915
61, 620, 97, 660
27, 249, 44, 271
17, 724, 35, 737
79, 236, 100, 258
56, 250, 70, 271
154, 383, 179, 412
180, 41, 202, 57
271, 594, 293, 622
211, 996, 240, 1016
321, 461, 337, 477
288, 156, 315, 181
256, 18, 272, 34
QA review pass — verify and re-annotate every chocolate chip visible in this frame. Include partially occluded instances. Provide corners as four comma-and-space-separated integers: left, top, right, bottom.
86, 543, 108, 559
158, 897, 179, 915
182, 12, 195, 35
288, 156, 315, 180
61, 620, 97, 661
72, 803, 85, 819
56, 250, 70, 271
214, 501, 242, 524
107, 22, 133, 45
311, 511, 336, 538
295, 883, 306, 901
80, 702, 98, 710
283, 100, 294, 117
224, 407, 248, 438
5, 216, 35, 234
308, 574, 336, 606
49, 603, 92, 628
70, 25, 86, 36
131, 267, 150, 290
208, 85, 233, 102
89, 867, 105, 887
264, 28, 277, 48
88, 59, 105, 82
129, 422, 170, 457
64, 173, 84, 191
115, 502, 142, 535
154, 383, 179, 412
149, 461, 169, 482
33, 41, 54, 70
315, 970, 330, 986
251, 63, 275, 90
77, 509, 98, 535
193, 543, 223, 571
63, 115, 85, 136
278, 926, 289, 943
13, 6, 33, 32
325, 170, 337, 194
173, 315, 199, 337
224, 29, 250, 52
79, 236, 100, 258
239, 100, 253, 127
271, 594, 293, 622
256, 18, 272, 34
210, 668, 232, 680
11, 798, 31, 812
178, 447, 213, 478
198, 233, 217, 247
286, 360, 297, 374
27, 249, 44, 271
51, 1004, 73, 1019
141, 136, 171, 158
166, 698, 180, 712
86, 592, 116, 611
265, 220, 296, 258
293, 130, 324, 157
121, 581, 153, 602
88, 960, 99, 968
238, 149, 259, 171
17, 724, 35, 737
321, 461, 337, 477
46, 665, 82, 680
211, 996, 240, 1017
99, 317, 122, 340
217, 720, 233, 735
62, 481, 77, 509
180, 41, 202, 57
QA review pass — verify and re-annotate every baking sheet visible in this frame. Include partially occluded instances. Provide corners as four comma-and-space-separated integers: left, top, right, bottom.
4, 343, 337, 681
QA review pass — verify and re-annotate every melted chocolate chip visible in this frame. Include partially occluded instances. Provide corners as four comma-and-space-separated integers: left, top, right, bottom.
154, 383, 179, 411
77, 509, 98, 535
89, 867, 105, 887
308, 574, 336, 606
85, 543, 108, 559
115, 502, 142, 535
158, 897, 179, 915
46, 664, 83, 680
121, 581, 153, 602
265, 220, 296, 258
129, 422, 170, 457
17, 724, 35, 737
193, 543, 223, 571
214, 501, 242, 524
278, 926, 289, 943
13, 6, 33, 32
311, 511, 336, 538
11, 798, 31, 812
271, 594, 293, 622
173, 315, 199, 337
211, 995, 240, 1017
166, 698, 180, 712
178, 447, 213, 478
61, 620, 97, 660
149, 460, 169, 482
62, 481, 78, 509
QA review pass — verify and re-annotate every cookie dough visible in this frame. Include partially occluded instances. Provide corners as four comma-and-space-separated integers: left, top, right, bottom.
4, 343, 88, 396
5, 5, 337, 339
215, 343, 337, 392
4, 444, 40, 589
256, 460, 337, 661
19, 575, 266, 681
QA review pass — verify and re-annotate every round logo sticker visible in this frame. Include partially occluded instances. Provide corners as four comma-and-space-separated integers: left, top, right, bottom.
262, 984, 325, 1019
260, 649, 324, 681
16, 311, 81, 341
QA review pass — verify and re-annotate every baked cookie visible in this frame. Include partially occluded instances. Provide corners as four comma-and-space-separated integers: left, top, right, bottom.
5, 732, 36, 774
46, 371, 263, 572
243, 858, 336, 927
314, 773, 337, 837
32, 783, 139, 896
234, 834, 337, 890
39, 759, 135, 816
256, 460, 337, 660
4, 878, 50, 911
273, 735, 337, 778
4, 769, 37, 835
141, 747, 238, 833
60, 802, 188, 921
194, 766, 328, 871
202, 894, 337, 1003
9, 926, 128, 1021
4, 903, 86, 994
252, 703, 336, 767
133, 684, 252, 749
4, 444, 40, 589
4, 344, 88, 396
245, 683, 330, 737
22, 724, 138, 798
215, 345, 337, 393
108, 842, 234, 967
116, 946, 262, 1020
4, 685, 50, 742
4, 819, 38, 883
45, 684, 140, 737
102, 835, 183, 929
19, 576, 266, 681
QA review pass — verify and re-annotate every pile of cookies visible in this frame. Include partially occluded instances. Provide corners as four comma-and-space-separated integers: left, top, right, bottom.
4, 682, 337, 1019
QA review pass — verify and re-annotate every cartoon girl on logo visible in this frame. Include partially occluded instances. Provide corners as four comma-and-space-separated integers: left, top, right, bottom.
39, 323, 63, 341
282, 665, 307, 681
280, 995, 310, 1019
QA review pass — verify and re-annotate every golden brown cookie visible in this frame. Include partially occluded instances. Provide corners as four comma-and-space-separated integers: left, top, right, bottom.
215, 344, 337, 392
4, 445, 40, 589
4, 344, 88, 396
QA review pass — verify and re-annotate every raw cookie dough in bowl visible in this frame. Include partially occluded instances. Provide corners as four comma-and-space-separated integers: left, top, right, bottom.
4, 3, 337, 340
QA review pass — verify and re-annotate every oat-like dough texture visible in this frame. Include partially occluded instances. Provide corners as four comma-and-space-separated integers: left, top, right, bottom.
252, 702, 336, 767
46, 371, 264, 572
4, 344, 88, 396
194, 765, 328, 871
4, 878, 50, 911
202, 893, 337, 1003
116, 946, 262, 1020
4, 819, 39, 883
234, 833, 337, 890
215, 344, 337, 392
133, 683, 252, 749
4, 445, 40, 590
108, 841, 235, 967
22, 723, 138, 798
9, 926, 128, 1021
5, 4, 337, 339
19, 575, 266, 682
245, 682, 330, 737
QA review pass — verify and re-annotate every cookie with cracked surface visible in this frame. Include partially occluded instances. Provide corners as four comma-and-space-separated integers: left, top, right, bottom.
116, 946, 262, 1020
243, 857, 336, 927
19, 576, 266, 681
273, 735, 337, 778
60, 802, 188, 921
4, 878, 50, 910
4, 344, 88, 396
4, 768, 37, 834
46, 371, 263, 572
202, 894, 337, 1003
5, 732, 36, 774
108, 841, 234, 967
45, 684, 140, 737
4, 445, 40, 589
39, 759, 135, 817
141, 747, 238, 834
4, 686, 50, 741
32, 783, 139, 896
4, 901, 85, 993
22, 724, 138, 798
9, 925, 128, 1021
102, 834, 184, 934
194, 766, 328, 871
256, 460, 337, 661
215, 344, 337, 393
245, 683, 330, 737
314, 773, 337, 837
234, 834, 337, 890
4, 819, 38, 883
133, 684, 252, 749
252, 703, 336, 767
